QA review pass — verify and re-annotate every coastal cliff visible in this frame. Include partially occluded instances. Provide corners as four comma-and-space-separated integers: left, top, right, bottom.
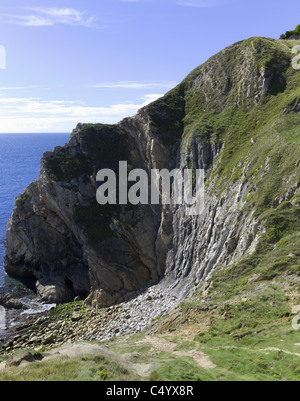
4, 37, 300, 309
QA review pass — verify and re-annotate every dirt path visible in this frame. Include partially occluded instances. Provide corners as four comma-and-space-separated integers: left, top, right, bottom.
136, 336, 216, 370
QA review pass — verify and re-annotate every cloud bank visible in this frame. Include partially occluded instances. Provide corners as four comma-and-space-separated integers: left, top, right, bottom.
3, 7, 95, 27
0, 94, 163, 133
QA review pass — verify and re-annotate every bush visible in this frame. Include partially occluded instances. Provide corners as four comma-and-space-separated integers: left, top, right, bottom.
280, 24, 300, 39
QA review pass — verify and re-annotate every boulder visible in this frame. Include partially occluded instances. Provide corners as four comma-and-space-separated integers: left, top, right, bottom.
36, 278, 73, 304
0, 294, 27, 310
42, 332, 56, 345
6, 350, 34, 367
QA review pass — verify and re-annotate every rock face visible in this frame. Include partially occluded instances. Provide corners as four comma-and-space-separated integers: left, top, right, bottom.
0, 294, 27, 310
4, 37, 300, 306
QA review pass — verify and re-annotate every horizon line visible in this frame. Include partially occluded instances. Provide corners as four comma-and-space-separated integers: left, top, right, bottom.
0, 132, 71, 134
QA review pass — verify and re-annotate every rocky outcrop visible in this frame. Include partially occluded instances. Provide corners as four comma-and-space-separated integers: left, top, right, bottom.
4, 37, 300, 308
0, 294, 28, 310
5, 117, 175, 306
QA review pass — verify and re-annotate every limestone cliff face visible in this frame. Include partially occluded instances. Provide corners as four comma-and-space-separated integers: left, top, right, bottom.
5, 37, 300, 306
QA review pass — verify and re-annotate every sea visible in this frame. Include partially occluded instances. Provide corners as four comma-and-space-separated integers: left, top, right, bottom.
0, 133, 70, 335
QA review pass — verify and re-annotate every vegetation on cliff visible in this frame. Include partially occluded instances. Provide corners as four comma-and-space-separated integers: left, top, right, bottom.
45, 124, 128, 182
2, 35, 300, 381
280, 24, 300, 39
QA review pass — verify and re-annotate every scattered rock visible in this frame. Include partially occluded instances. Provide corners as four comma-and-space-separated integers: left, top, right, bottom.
292, 305, 300, 315
71, 313, 82, 322
247, 274, 260, 284
0, 284, 180, 352
42, 333, 56, 345
6, 350, 35, 367
28, 336, 40, 344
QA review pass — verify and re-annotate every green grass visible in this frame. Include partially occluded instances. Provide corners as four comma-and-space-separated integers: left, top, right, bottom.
46, 152, 89, 182
49, 301, 88, 321
195, 320, 300, 381
0, 354, 139, 381
149, 357, 205, 381
147, 318, 300, 381
173, 280, 300, 381
203, 344, 300, 381
197, 290, 290, 341
79, 124, 129, 167
147, 85, 185, 146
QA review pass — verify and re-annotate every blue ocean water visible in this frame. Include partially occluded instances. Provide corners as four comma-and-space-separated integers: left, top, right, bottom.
0, 133, 70, 293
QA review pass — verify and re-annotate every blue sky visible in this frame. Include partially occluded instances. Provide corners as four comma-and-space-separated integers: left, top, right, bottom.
0, 0, 299, 132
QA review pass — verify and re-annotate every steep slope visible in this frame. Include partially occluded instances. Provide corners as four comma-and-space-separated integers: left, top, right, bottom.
4, 37, 300, 310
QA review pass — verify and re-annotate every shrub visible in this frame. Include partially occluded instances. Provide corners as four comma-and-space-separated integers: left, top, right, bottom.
280, 24, 300, 39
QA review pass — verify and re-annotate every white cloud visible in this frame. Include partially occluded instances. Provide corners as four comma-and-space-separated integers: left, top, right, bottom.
0, 86, 39, 91
3, 7, 95, 27
0, 94, 163, 133
9, 15, 53, 26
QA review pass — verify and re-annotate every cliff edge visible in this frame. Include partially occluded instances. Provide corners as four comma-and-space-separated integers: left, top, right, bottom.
4, 37, 300, 309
